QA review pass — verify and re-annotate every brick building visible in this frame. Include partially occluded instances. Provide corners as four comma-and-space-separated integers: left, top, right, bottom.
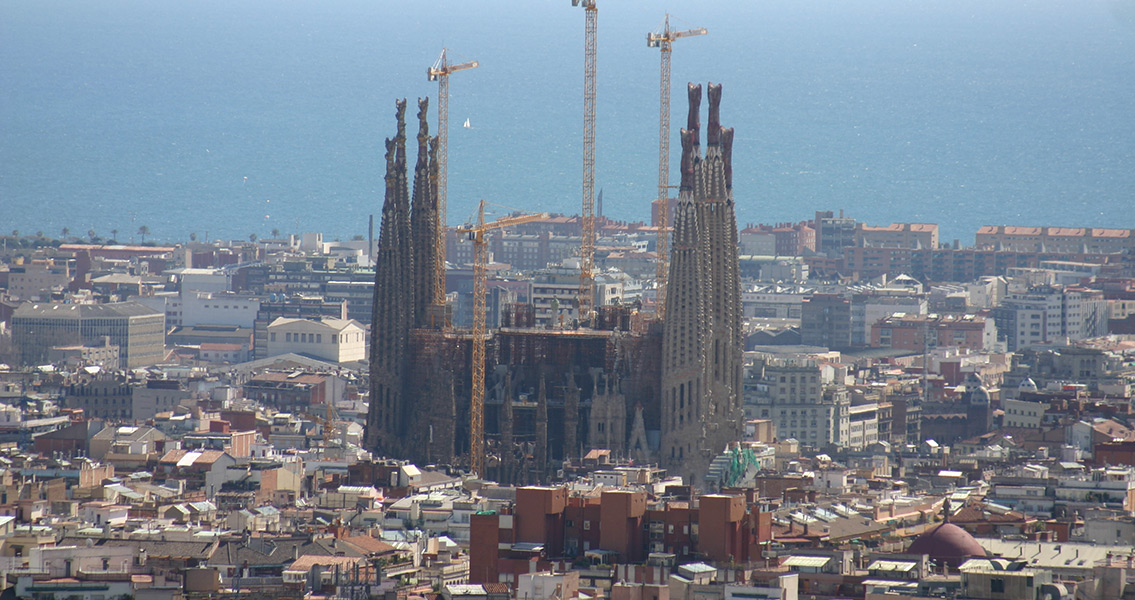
871, 313, 996, 352
468, 486, 772, 588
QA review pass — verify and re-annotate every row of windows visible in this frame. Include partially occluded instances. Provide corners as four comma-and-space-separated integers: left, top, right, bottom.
270, 331, 363, 344
286, 332, 322, 344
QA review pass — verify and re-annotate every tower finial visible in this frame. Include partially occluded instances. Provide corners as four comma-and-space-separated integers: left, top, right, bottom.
707, 82, 722, 146
686, 83, 702, 138
417, 97, 430, 148
679, 129, 696, 191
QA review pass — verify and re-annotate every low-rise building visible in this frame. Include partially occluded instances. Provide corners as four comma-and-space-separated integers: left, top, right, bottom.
265, 316, 365, 363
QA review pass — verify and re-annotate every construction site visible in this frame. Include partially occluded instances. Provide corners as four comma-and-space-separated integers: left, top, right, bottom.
366, 5, 743, 487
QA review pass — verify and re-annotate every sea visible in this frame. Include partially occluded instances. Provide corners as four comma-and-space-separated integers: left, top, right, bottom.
2, 0, 1134, 246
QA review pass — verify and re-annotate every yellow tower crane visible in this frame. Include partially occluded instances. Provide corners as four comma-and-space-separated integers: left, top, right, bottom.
647, 15, 706, 319
571, 0, 597, 324
428, 48, 479, 312
455, 202, 548, 477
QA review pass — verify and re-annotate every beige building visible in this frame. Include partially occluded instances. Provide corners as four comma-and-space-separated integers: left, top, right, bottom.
748, 357, 850, 448
6, 260, 71, 300
89, 425, 170, 461
959, 558, 1053, 600
854, 222, 939, 250
12, 301, 165, 368
976, 225, 1135, 254
46, 339, 120, 369
265, 316, 365, 363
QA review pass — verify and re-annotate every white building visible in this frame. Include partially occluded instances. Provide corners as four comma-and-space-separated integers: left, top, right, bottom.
747, 357, 850, 448
134, 289, 260, 328
78, 501, 130, 527
742, 285, 810, 319
266, 317, 366, 363
994, 286, 1109, 351
739, 230, 777, 256
518, 572, 580, 600
1003, 394, 1047, 429
847, 403, 879, 450
0, 404, 23, 426
1055, 467, 1135, 513
179, 291, 261, 327
168, 267, 231, 293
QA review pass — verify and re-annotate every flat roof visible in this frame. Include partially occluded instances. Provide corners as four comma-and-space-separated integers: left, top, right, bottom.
783, 555, 832, 568
868, 559, 918, 572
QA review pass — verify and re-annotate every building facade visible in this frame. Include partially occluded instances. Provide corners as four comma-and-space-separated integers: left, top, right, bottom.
12, 301, 165, 368
800, 294, 852, 350
976, 225, 1135, 254
872, 313, 996, 352
992, 286, 1109, 351
747, 357, 850, 448
265, 317, 366, 363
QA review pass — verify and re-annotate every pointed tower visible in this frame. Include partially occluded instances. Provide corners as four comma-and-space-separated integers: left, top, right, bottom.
367, 100, 415, 455
410, 97, 440, 329
697, 83, 744, 451
661, 84, 707, 476
660, 83, 743, 485
564, 372, 580, 461
627, 403, 650, 464
588, 369, 626, 453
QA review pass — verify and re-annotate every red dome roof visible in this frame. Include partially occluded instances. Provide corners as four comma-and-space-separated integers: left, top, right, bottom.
907, 522, 987, 567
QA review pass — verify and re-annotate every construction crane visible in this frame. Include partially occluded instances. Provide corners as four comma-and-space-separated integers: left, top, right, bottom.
571, 0, 597, 324
455, 202, 548, 477
647, 15, 706, 319
319, 397, 339, 447
428, 48, 479, 310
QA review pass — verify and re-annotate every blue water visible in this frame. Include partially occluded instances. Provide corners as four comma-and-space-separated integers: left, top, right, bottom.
2, 0, 1134, 245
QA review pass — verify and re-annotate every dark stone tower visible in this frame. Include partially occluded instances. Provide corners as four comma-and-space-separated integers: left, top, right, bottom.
660, 83, 744, 485
367, 99, 414, 455
410, 98, 441, 329
962, 373, 993, 438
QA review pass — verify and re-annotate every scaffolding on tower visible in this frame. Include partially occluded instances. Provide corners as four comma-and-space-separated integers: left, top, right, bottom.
455, 202, 548, 477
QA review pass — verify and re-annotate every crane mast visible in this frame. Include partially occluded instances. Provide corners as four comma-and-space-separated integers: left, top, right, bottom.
428, 48, 479, 315
456, 203, 549, 478
647, 15, 706, 319
469, 203, 487, 477
572, 0, 597, 324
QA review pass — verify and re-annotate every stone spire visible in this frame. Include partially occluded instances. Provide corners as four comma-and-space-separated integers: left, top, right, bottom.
410, 97, 439, 329
535, 373, 549, 481
394, 101, 414, 327
698, 84, 743, 445
660, 83, 743, 486
661, 84, 707, 479
367, 100, 415, 455
564, 372, 580, 460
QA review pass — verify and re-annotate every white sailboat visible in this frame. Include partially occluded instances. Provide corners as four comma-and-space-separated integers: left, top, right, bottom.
463, 118, 471, 129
